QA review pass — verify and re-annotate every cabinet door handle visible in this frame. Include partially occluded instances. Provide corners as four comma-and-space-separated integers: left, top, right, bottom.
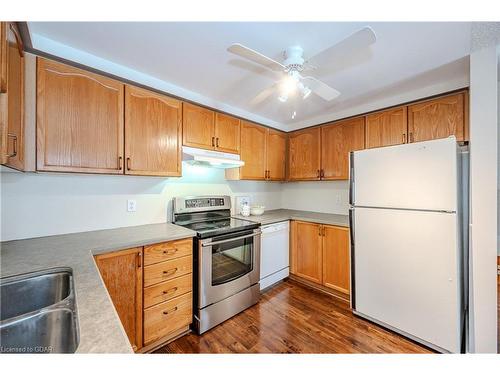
402, 134, 406, 143
216, 137, 219, 147
6, 133, 17, 158
409, 132, 414, 143
211, 136, 215, 147
126, 157, 131, 171
322, 226, 326, 236
316, 169, 320, 179
320, 169, 324, 179
118, 156, 123, 170
162, 306, 178, 315
137, 252, 142, 268
318, 225, 322, 236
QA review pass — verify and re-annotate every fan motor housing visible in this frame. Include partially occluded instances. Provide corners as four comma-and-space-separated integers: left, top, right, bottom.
283, 46, 305, 70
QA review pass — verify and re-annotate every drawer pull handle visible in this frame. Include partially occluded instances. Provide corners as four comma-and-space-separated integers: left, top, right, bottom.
163, 307, 178, 315
162, 268, 178, 276
162, 287, 178, 295
162, 248, 178, 255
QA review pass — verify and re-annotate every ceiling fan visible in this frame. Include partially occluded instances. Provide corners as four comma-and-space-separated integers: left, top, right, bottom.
227, 27, 376, 105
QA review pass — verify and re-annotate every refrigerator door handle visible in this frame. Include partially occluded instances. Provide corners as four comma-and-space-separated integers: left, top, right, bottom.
349, 207, 356, 310
349, 151, 355, 206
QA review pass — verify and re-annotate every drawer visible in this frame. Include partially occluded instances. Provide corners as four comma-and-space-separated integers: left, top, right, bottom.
144, 238, 192, 266
144, 255, 192, 287
143, 292, 192, 345
144, 273, 192, 309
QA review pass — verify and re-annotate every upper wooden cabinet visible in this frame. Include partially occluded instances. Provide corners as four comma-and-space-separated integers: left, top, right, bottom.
321, 117, 365, 180
408, 92, 467, 143
290, 221, 323, 284
1, 22, 24, 170
225, 123, 286, 181
0, 22, 7, 93
322, 225, 350, 295
238, 121, 267, 180
365, 106, 407, 149
288, 127, 321, 181
182, 102, 215, 150
266, 129, 287, 181
95, 247, 143, 352
125, 85, 182, 176
214, 112, 240, 154
37, 58, 124, 173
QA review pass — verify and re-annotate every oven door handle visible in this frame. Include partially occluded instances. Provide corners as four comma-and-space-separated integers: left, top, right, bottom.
202, 232, 260, 247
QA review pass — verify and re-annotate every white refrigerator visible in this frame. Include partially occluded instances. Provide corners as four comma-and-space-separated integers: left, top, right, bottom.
349, 136, 467, 353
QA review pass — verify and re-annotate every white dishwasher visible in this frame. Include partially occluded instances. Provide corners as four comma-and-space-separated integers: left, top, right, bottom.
260, 221, 289, 290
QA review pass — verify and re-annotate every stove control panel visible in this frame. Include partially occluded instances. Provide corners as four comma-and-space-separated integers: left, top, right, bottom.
185, 197, 225, 208
173, 195, 231, 214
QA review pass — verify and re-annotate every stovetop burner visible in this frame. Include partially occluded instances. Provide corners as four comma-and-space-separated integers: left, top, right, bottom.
176, 217, 259, 239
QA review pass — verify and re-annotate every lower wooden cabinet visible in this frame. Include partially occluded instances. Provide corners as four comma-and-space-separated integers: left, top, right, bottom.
290, 220, 350, 298
95, 247, 143, 351
95, 237, 193, 352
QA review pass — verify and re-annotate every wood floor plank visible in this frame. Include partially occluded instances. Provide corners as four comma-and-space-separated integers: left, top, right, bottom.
154, 280, 433, 354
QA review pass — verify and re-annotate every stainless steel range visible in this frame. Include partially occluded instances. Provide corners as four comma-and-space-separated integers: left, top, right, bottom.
172, 195, 261, 334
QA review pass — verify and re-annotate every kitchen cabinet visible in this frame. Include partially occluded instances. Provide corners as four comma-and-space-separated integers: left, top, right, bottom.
95, 247, 143, 351
0, 22, 7, 93
290, 220, 350, 298
322, 225, 350, 295
290, 221, 323, 284
225, 122, 287, 181
408, 92, 467, 142
37, 58, 124, 174
288, 127, 321, 180
266, 129, 287, 180
182, 102, 215, 150
321, 117, 365, 180
214, 112, 240, 154
1, 22, 24, 169
365, 106, 407, 149
125, 85, 182, 176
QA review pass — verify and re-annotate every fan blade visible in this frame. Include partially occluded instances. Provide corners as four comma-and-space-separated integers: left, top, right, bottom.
228, 43, 285, 72
301, 76, 340, 101
306, 27, 376, 74
250, 83, 278, 106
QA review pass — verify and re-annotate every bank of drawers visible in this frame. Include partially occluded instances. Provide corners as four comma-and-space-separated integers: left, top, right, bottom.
143, 238, 193, 345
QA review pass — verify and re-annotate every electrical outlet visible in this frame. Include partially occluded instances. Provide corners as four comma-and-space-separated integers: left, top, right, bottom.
127, 199, 137, 212
335, 194, 342, 205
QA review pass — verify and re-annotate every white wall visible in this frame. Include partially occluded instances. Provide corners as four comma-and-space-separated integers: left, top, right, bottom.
468, 44, 498, 353
281, 181, 350, 215
0, 163, 283, 242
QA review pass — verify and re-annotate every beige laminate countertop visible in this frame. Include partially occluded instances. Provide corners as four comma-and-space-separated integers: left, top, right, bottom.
233, 209, 349, 227
0, 223, 196, 353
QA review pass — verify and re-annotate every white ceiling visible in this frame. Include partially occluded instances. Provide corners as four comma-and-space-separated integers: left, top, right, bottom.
28, 22, 473, 130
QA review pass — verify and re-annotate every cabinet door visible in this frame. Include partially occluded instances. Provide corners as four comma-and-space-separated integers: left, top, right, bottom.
288, 127, 321, 180
0, 22, 7, 93
322, 225, 350, 295
214, 112, 240, 154
125, 86, 182, 176
95, 247, 143, 351
408, 92, 466, 142
365, 106, 407, 149
321, 117, 365, 180
266, 129, 286, 181
239, 121, 267, 180
37, 58, 124, 173
182, 102, 215, 150
290, 221, 323, 284
4, 22, 24, 170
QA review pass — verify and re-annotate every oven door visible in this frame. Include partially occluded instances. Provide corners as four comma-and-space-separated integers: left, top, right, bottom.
199, 229, 261, 308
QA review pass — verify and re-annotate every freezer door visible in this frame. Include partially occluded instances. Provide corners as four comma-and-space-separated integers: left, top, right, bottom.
352, 207, 462, 353
352, 137, 458, 211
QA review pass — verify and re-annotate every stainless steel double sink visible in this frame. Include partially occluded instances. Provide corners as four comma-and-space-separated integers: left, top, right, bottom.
0, 268, 79, 353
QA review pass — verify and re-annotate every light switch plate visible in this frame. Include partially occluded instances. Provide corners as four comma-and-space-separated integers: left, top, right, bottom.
127, 199, 137, 212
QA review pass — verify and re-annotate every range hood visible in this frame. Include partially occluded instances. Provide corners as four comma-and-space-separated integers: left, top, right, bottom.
182, 146, 244, 169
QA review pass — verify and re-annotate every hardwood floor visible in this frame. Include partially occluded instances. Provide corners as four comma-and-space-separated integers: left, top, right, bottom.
154, 279, 432, 354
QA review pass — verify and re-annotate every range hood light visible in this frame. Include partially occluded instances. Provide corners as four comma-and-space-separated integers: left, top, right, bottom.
182, 146, 244, 169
